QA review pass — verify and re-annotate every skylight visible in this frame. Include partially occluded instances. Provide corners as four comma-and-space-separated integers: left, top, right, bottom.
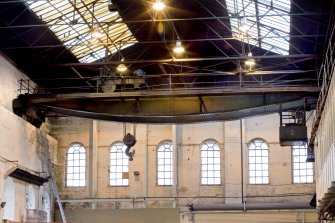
226, 0, 291, 55
26, 0, 137, 63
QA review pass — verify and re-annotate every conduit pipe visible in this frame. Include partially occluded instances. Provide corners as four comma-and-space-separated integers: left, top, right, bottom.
189, 202, 314, 211
61, 197, 176, 203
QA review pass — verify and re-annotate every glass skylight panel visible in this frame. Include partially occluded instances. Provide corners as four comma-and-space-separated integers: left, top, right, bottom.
26, 0, 137, 63
226, 0, 291, 55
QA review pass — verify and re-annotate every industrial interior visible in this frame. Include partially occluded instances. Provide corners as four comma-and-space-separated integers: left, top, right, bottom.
0, 0, 335, 222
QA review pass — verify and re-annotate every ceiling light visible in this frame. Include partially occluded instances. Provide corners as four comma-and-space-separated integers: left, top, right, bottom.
117, 59, 128, 73
239, 18, 249, 33
153, 0, 165, 11
245, 52, 255, 68
117, 64, 127, 72
245, 59, 255, 66
92, 25, 103, 39
173, 40, 185, 54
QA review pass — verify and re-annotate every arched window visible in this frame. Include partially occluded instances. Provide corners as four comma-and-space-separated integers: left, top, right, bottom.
66, 143, 86, 187
110, 142, 129, 186
248, 139, 269, 184
292, 143, 313, 183
201, 139, 221, 185
157, 141, 173, 186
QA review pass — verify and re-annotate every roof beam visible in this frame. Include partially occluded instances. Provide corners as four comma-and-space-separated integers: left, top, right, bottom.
0, 35, 325, 50
0, 13, 326, 28
44, 54, 319, 67
13, 89, 319, 125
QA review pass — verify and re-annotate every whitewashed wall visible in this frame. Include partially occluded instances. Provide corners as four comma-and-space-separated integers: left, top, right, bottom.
51, 113, 316, 208
0, 53, 57, 222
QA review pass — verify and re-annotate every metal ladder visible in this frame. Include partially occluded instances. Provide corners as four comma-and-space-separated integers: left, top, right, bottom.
46, 158, 67, 222
43, 135, 67, 222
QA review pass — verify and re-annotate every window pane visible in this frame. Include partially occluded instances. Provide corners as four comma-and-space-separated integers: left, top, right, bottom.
67, 180, 73, 186
110, 142, 129, 186
79, 180, 85, 186
157, 141, 173, 186
255, 178, 263, 184
248, 139, 269, 184
306, 169, 313, 175
158, 179, 165, 185
67, 167, 73, 174
213, 158, 220, 164
262, 157, 268, 163
207, 178, 214, 184
307, 176, 313, 182
73, 153, 80, 160
249, 150, 256, 156
165, 152, 171, 159
262, 150, 268, 156
292, 144, 313, 183
214, 171, 220, 178
201, 140, 221, 185
66, 144, 86, 187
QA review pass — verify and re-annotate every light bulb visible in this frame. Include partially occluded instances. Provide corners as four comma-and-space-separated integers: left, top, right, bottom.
245, 59, 256, 66
153, 0, 165, 11
245, 52, 256, 67
173, 40, 185, 54
239, 18, 249, 33
117, 63, 127, 72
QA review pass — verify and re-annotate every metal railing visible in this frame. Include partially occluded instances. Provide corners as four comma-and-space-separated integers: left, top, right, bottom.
317, 141, 335, 203
17, 79, 35, 95
313, 9, 335, 206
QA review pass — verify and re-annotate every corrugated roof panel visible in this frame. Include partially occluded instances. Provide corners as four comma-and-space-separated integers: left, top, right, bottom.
226, 0, 291, 55
26, 0, 137, 63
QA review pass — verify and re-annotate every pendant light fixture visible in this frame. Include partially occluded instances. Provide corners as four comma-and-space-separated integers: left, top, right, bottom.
173, 40, 185, 54
117, 58, 127, 73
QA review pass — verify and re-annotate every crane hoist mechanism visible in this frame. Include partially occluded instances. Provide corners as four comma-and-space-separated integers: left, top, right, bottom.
123, 133, 136, 161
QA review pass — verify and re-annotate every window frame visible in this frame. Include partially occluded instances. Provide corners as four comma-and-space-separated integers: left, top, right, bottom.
225, 0, 291, 55
157, 140, 173, 186
65, 143, 87, 187
292, 143, 314, 184
248, 138, 269, 185
109, 141, 129, 187
200, 139, 222, 186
